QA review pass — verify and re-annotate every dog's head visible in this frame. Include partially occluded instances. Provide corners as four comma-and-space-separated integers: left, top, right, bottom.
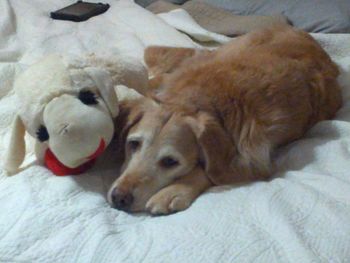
107, 97, 235, 212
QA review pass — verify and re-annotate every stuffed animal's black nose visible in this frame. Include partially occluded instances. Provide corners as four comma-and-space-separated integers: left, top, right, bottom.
59, 123, 71, 135
111, 189, 134, 211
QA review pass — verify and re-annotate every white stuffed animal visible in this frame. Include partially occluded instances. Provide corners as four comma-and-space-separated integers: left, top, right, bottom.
3, 53, 148, 175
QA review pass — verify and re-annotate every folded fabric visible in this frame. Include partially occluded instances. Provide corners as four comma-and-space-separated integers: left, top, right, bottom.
158, 9, 231, 44
198, 0, 350, 33
147, 0, 290, 36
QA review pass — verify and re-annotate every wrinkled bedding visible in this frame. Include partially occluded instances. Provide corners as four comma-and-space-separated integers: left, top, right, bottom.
0, 0, 350, 262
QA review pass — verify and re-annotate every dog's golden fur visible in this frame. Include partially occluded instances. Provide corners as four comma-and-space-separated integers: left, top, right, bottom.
109, 26, 342, 214
147, 26, 342, 182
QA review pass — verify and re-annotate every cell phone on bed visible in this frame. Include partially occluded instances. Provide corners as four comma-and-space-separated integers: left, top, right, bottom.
50, 1, 110, 22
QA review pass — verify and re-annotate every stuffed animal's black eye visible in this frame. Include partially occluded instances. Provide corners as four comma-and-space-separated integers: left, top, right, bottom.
36, 125, 49, 142
78, 90, 98, 105
159, 156, 179, 168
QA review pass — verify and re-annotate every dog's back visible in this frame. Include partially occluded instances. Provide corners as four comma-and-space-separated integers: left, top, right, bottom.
158, 26, 342, 146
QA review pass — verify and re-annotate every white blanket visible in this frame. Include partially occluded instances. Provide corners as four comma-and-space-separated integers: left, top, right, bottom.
0, 0, 350, 262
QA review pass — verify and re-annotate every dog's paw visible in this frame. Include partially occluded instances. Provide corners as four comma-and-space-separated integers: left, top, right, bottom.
145, 185, 195, 215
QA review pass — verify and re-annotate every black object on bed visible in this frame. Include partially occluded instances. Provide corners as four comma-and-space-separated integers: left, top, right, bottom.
50, 1, 110, 22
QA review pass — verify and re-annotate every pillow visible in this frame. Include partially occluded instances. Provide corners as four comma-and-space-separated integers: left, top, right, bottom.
135, 0, 188, 8
198, 0, 350, 33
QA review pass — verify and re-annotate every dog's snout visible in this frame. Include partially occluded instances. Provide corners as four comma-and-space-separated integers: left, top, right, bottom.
111, 189, 134, 211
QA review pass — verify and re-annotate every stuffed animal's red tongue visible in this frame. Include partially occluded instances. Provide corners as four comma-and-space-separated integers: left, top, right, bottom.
87, 139, 106, 160
45, 139, 105, 176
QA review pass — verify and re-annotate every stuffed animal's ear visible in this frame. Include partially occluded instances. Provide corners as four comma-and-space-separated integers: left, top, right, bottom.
34, 140, 47, 164
144, 46, 196, 77
86, 54, 149, 97
116, 56, 149, 96
3, 115, 26, 175
85, 67, 119, 117
186, 112, 235, 185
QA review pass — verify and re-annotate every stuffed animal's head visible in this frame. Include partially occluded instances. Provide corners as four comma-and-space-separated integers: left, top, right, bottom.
3, 54, 148, 175
41, 90, 114, 169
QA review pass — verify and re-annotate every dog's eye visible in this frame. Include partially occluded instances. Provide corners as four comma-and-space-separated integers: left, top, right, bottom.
36, 125, 49, 142
78, 90, 98, 105
128, 139, 141, 151
159, 156, 179, 168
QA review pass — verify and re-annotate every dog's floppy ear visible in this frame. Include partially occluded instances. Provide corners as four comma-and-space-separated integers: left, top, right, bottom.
235, 118, 272, 181
115, 97, 158, 154
186, 112, 235, 185
144, 46, 197, 77
115, 100, 143, 150
187, 112, 273, 185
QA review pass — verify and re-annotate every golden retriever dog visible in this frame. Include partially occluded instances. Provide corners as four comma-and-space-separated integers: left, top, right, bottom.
108, 26, 342, 215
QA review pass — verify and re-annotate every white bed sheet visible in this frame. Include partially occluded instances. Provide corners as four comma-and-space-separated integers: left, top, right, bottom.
0, 0, 350, 262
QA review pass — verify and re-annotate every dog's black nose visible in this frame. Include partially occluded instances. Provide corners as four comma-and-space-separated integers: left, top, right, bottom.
111, 189, 134, 211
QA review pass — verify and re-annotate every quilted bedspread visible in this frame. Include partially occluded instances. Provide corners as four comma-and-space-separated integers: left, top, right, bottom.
0, 0, 350, 262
